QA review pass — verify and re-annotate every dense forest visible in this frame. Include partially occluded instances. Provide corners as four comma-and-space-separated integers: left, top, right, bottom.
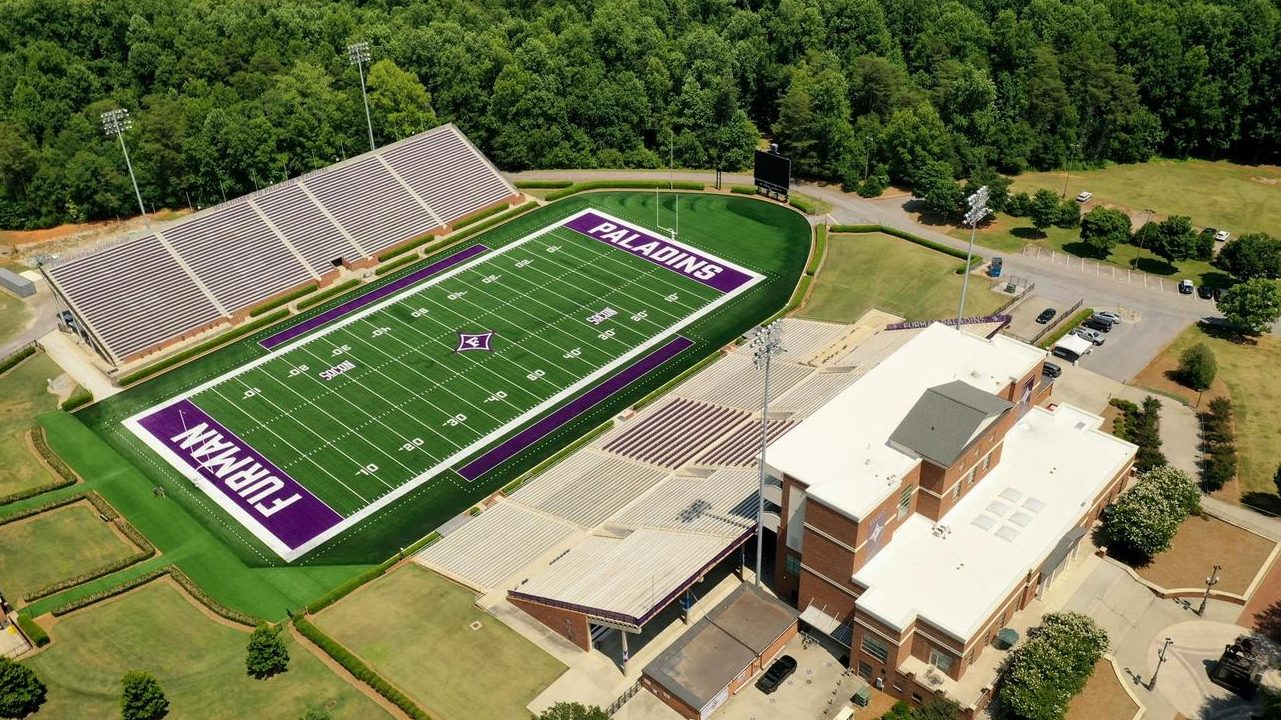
0, 0, 1278, 229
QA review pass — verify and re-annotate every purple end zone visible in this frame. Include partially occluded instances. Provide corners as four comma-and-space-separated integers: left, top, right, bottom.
457, 336, 695, 481
259, 243, 490, 349
563, 211, 754, 293
136, 399, 342, 550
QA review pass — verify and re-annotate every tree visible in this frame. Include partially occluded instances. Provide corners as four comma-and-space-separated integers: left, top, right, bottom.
1100, 465, 1200, 563
246, 623, 290, 679
1177, 343, 1217, 391
997, 613, 1108, 720
1079, 207, 1131, 257
1218, 278, 1281, 335
1195, 229, 1216, 261
1217, 233, 1281, 280
917, 160, 964, 219
121, 671, 168, 720
1274, 462, 1281, 498
0, 656, 46, 718
1053, 200, 1079, 229
536, 702, 609, 720
366, 59, 437, 145
1151, 216, 1198, 265
1029, 188, 1061, 234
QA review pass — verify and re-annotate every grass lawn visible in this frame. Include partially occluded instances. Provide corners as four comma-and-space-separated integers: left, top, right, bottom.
1134, 324, 1281, 501
0, 502, 139, 601
799, 231, 1005, 323
1008, 159, 1281, 238
1136, 514, 1275, 594
0, 352, 61, 498
1064, 659, 1137, 720
0, 289, 31, 348
24, 580, 388, 720
316, 564, 566, 720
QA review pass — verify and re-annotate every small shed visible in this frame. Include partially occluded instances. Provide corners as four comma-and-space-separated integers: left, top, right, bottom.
0, 268, 34, 298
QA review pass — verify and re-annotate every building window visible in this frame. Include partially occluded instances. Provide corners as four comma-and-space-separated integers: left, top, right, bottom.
892, 682, 903, 693
911, 692, 924, 704
861, 634, 889, 663
785, 554, 801, 576
967, 467, 977, 485
951, 483, 961, 499
981, 453, 991, 472
857, 661, 873, 680
897, 486, 913, 519
929, 648, 953, 673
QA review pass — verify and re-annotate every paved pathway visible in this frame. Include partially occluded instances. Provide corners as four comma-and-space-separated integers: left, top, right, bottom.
38, 329, 120, 400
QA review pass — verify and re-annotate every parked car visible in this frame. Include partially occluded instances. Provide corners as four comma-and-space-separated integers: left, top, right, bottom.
1075, 191, 1093, 202
1041, 361, 1063, 379
1178, 279, 1195, 294
1214, 229, 1231, 242
1051, 345, 1090, 363
1212, 287, 1224, 302
1035, 308, 1057, 324
1093, 311, 1123, 324
1197, 285, 1214, 299
1083, 316, 1114, 333
1071, 327, 1106, 346
756, 655, 798, 695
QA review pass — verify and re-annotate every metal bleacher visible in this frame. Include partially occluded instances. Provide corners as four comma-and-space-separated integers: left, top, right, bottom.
42, 123, 517, 366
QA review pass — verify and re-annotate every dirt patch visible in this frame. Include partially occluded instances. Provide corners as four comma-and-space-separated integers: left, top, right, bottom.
1065, 659, 1138, 720
1132, 349, 1230, 407
1136, 515, 1276, 595
0, 220, 118, 247
0, 208, 190, 266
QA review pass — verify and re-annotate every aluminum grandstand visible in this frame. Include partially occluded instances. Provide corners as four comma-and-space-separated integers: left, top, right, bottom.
40, 123, 518, 366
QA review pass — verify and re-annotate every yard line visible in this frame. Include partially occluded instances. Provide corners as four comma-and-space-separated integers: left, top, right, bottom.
541, 226, 712, 314
206, 383, 372, 507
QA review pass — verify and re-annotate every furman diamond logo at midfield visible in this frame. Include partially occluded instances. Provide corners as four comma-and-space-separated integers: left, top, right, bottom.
456, 331, 495, 352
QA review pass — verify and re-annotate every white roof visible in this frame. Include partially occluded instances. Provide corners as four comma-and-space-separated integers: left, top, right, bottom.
765, 323, 1046, 520
1053, 333, 1093, 355
852, 404, 1135, 640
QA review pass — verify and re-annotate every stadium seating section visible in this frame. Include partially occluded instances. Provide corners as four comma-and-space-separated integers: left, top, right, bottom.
43, 124, 516, 364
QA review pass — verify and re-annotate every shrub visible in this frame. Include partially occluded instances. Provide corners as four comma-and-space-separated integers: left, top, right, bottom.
50, 568, 168, 616
451, 202, 509, 229
1274, 463, 1281, 497
373, 253, 416, 276
1109, 395, 1166, 472
1006, 191, 1033, 217
1038, 308, 1095, 350
23, 544, 155, 602
997, 612, 1109, 720
1054, 199, 1080, 228
857, 168, 890, 197
305, 559, 395, 614
247, 284, 317, 317
1100, 465, 1200, 562
788, 193, 820, 214
0, 428, 78, 504
544, 179, 703, 201
806, 225, 827, 275
15, 612, 49, 647
1177, 343, 1217, 391
120, 671, 168, 720
1199, 397, 1237, 491
246, 624, 290, 679
512, 179, 573, 189
0, 492, 86, 526
59, 385, 93, 411
118, 309, 291, 385
0, 345, 36, 376
536, 702, 609, 720
296, 279, 361, 311
442, 200, 538, 245
167, 568, 259, 626
730, 184, 757, 195
293, 617, 431, 720
0, 656, 46, 718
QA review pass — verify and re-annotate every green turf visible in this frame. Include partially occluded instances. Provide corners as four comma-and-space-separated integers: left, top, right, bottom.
0, 352, 61, 497
52, 192, 806, 613
316, 564, 565, 720
0, 503, 138, 600
0, 289, 32, 349
23, 580, 389, 720
1007, 159, 1281, 238
800, 232, 1006, 323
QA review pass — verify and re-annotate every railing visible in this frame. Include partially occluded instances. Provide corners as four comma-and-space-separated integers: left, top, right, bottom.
607, 679, 642, 716
1028, 298, 1083, 346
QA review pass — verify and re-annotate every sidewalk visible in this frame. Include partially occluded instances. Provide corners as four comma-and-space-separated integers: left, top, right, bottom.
38, 329, 119, 401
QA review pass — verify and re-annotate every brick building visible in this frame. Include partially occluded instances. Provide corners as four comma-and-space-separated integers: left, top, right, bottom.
763, 323, 1136, 715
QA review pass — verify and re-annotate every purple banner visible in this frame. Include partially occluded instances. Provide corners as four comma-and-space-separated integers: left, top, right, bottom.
457, 336, 695, 481
563, 212, 754, 293
259, 243, 490, 349
884, 314, 1012, 332
136, 399, 342, 550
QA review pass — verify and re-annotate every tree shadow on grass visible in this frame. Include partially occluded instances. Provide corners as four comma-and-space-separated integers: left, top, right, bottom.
1062, 240, 1110, 260
1198, 270, 1234, 289
1199, 320, 1259, 346
1240, 492, 1281, 517
1089, 525, 1154, 569
1011, 226, 1044, 239
1134, 256, 1179, 275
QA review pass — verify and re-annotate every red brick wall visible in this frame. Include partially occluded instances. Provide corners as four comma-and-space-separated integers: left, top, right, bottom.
508, 597, 592, 652
641, 675, 700, 720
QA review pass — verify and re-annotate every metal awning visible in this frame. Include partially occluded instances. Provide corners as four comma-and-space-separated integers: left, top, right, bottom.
800, 604, 854, 648
1039, 526, 1088, 576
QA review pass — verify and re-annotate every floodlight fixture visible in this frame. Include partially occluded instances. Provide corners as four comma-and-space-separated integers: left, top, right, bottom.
347, 41, 376, 151
956, 185, 989, 325
100, 108, 148, 225
751, 322, 786, 587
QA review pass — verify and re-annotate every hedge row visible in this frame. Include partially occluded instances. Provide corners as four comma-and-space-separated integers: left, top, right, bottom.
1038, 307, 1095, 350
16, 612, 49, 647
0, 492, 87, 526
788, 194, 820, 214
730, 184, 757, 195
451, 203, 509, 229
377, 232, 438, 262
305, 557, 398, 614
84, 490, 119, 520
0, 344, 36, 376
0, 427, 78, 505
787, 275, 815, 313
50, 567, 168, 616
294, 616, 432, 720
806, 225, 827, 276
296, 279, 362, 311
248, 284, 318, 317
374, 253, 417, 277
24, 543, 155, 602
118, 309, 291, 386
513, 179, 574, 189
168, 567, 260, 626
1200, 396, 1237, 491
544, 179, 704, 201
445, 200, 538, 243
59, 386, 93, 411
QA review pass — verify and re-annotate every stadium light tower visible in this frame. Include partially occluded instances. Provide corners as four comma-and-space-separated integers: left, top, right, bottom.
347, 41, 376, 151
956, 185, 989, 326
101, 108, 148, 226
751, 322, 786, 587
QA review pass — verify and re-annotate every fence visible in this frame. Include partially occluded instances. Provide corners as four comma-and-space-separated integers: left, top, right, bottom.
607, 679, 643, 716
993, 279, 1035, 315
1028, 298, 1083, 346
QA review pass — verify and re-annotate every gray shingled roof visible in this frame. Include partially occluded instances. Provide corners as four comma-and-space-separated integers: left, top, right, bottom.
889, 380, 1012, 468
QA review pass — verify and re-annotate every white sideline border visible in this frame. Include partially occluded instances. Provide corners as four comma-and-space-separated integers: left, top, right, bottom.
123, 208, 765, 562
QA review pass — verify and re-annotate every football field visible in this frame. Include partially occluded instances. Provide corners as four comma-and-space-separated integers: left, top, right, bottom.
124, 209, 761, 561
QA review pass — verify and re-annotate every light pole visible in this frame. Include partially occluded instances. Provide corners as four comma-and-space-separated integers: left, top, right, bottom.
347, 41, 375, 152
1198, 564, 1222, 616
751, 322, 786, 587
1149, 637, 1173, 690
1133, 208, 1156, 268
957, 185, 990, 325
101, 108, 148, 226
864, 136, 875, 181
